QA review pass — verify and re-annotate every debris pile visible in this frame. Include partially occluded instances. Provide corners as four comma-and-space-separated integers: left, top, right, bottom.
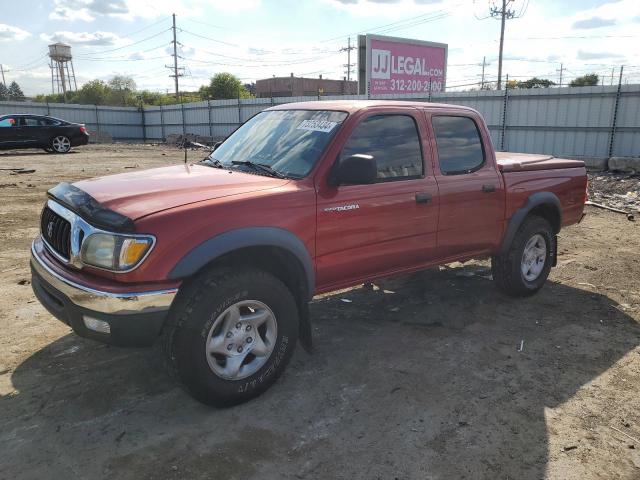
165, 133, 219, 149
588, 172, 640, 215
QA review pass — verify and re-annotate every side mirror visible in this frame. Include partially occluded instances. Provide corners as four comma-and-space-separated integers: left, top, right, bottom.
334, 154, 377, 185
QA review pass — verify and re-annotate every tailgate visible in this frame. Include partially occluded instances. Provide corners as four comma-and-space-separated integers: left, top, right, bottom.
496, 152, 585, 172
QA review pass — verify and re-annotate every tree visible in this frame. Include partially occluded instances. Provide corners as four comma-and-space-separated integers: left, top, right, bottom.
74, 80, 110, 105
570, 74, 599, 87
107, 75, 137, 106
7, 81, 25, 101
199, 73, 251, 100
515, 77, 556, 89
0, 83, 8, 101
108, 75, 136, 91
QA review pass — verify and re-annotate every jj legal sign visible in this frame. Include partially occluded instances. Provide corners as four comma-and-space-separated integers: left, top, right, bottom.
358, 34, 447, 95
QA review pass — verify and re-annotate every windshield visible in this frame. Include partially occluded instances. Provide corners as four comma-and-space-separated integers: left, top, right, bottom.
207, 109, 348, 178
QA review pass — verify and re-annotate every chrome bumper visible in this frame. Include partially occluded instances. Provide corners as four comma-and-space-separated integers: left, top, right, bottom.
31, 238, 177, 315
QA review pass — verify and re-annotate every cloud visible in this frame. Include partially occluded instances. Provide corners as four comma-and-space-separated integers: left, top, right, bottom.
0, 23, 31, 42
49, 0, 129, 21
40, 31, 122, 46
572, 16, 617, 29
576, 49, 625, 60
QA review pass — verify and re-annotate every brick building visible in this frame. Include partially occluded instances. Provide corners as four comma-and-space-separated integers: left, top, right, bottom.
255, 74, 358, 98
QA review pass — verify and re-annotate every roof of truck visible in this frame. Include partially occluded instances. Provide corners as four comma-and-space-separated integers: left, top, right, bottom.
267, 100, 478, 114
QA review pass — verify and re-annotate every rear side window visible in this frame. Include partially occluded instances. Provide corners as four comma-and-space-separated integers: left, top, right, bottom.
432, 116, 485, 175
340, 114, 423, 181
41, 117, 61, 126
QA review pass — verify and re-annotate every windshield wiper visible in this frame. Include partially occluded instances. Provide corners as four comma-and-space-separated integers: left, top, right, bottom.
200, 157, 225, 169
231, 160, 287, 179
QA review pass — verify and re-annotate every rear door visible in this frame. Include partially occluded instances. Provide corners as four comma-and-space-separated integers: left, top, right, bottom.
0, 115, 22, 148
427, 112, 505, 258
315, 109, 439, 290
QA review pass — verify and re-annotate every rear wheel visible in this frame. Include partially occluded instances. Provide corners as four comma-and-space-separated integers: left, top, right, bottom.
163, 268, 299, 406
51, 135, 71, 154
492, 216, 554, 297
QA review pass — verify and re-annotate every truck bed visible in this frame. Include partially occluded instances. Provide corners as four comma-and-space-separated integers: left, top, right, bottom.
496, 152, 585, 172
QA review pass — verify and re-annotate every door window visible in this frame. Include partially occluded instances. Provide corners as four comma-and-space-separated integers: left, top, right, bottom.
21, 117, 41, 127
432, 116, 485, 175
340, 114, 423, 181
0, 117, 18, 127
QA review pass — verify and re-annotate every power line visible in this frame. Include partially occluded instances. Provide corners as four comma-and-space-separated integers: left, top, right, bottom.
178, 28, 238, 47
319, 6, 457, 43
75, 28, 171, 57
181, 51, 342, 68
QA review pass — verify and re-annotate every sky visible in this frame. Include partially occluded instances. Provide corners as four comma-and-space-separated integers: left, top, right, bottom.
1, 0, 639, 96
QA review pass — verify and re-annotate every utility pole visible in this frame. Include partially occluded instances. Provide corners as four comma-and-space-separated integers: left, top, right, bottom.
340, 37, 356, 82
165, 13, 183, 102
610, 67, 615, 85
557, 63, 564, 87
0, 64, 5, 87
480, 56, 486, 89
488, 0, 522, 90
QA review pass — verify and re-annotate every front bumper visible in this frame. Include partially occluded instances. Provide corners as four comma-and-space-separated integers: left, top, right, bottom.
31, 238, 178, 347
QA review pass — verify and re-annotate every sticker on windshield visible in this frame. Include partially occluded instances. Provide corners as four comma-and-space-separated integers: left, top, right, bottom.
296, 119, 338, 133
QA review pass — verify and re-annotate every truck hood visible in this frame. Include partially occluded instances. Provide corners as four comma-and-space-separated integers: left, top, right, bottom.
73, 164, 289, 220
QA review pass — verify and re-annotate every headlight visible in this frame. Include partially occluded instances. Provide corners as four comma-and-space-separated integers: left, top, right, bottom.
81, 233, 154, 272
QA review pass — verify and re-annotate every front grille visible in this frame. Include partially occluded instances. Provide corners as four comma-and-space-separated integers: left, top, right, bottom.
41, 207, 71, 259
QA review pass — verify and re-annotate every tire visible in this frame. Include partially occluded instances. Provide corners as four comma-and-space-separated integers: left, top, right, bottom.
491, 216, 555, 297
51, 135, 71, 154
163, 268, 299, 406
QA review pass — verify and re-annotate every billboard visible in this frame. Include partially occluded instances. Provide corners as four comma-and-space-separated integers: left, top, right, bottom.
358, 34, 447, 95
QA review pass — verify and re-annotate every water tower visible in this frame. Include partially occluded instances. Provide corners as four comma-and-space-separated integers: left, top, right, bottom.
48, 43, 78, 101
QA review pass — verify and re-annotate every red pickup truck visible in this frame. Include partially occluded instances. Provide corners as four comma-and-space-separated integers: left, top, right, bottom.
31, 101, 587, 406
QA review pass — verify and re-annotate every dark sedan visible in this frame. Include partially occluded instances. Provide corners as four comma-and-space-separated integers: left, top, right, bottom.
0, 114, 89, 154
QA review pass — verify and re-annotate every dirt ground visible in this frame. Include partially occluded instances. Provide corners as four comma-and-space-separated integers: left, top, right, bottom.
1, 144, 640, 480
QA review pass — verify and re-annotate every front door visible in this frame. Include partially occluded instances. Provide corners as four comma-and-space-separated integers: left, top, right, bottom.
0, 115, 22, 148
315, 110, 439, 291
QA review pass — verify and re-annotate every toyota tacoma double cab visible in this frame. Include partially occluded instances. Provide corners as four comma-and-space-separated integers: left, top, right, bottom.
31, 101, 587, 406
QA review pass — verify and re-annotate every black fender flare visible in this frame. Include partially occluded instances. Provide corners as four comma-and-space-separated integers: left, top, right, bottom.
168, 227, 315, 295
168, 227, 316, 351
500, 192, 562, 256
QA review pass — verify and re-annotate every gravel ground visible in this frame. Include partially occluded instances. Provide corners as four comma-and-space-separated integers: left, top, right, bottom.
1, 145, 640, 480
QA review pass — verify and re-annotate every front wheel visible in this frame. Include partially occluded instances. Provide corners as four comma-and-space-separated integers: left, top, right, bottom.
51, 135, 71, 154
492, 216, 555, 297
163, 268, 299, 406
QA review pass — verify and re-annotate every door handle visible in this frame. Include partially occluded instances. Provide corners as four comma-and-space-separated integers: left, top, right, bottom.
482, 184, 496, 193
415, 192, 432, 204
